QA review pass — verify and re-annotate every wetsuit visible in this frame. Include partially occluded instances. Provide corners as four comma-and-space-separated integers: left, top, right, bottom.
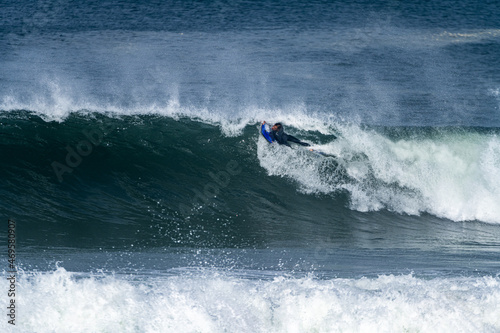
270, 126, 310, 147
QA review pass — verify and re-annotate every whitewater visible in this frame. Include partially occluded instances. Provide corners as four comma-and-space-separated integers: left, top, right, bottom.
2, 267, 499, 333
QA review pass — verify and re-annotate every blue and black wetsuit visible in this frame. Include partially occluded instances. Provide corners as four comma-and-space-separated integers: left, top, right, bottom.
270, 125, 310, 147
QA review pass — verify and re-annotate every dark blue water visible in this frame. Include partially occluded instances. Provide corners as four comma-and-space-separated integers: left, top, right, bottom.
1, 1, 500, 332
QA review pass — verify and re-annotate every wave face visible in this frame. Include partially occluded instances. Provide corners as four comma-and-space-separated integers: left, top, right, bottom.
1, 111, 500, 251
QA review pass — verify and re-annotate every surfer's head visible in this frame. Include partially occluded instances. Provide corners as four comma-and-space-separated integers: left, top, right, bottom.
272, 123, 282, 131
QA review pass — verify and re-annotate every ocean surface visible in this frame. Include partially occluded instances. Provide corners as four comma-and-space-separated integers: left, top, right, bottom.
1, 0, 500, 332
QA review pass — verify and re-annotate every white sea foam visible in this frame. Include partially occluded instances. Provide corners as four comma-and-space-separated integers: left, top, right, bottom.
258, 122, 500, 224
1, 268, 499, 333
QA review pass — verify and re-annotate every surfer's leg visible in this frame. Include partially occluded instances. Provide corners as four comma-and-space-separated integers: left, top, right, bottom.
287, 135, 310, 146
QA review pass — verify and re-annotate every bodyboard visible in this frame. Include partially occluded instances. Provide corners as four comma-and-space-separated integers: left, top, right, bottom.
260, 123, 274, 143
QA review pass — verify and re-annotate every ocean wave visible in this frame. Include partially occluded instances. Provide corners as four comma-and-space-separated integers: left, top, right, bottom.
2, 111, 500, 230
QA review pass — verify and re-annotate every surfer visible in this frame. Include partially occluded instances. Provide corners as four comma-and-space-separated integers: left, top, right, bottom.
263, 121, 311, 147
